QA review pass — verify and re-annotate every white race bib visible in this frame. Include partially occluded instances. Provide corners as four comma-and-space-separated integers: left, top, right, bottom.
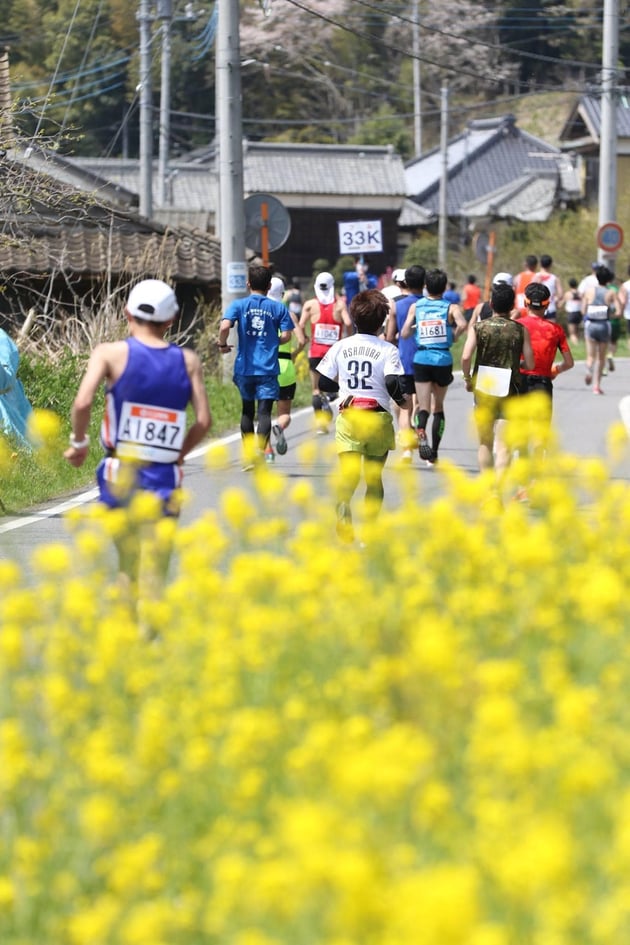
586, 304, 609, 321
417, 318, 447, 342
116, 401, 186, 463
313, 322, 340, 345
475, 365, 511, 397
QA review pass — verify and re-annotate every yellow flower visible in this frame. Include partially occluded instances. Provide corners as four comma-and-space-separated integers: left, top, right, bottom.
0, 876, 15, 909
79, 795, 120, 844
27, 407, 61, 450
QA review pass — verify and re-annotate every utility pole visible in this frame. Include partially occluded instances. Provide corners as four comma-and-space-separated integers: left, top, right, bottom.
412, 0, 422, 157
438, 83, 448, 269
216, 0, 247, 314
157, 0, 172, 207
138, 0, 153, 219
598, 0, 619, 268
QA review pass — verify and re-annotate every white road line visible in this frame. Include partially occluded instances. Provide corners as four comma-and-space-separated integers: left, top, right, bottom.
0, 408, 312, 534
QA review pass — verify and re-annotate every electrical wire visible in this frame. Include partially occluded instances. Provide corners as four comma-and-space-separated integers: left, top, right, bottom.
28, 0, 84, 145
280, 0, 612, 92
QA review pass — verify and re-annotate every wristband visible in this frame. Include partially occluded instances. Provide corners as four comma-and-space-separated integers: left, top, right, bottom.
69, 434, 90, 450
217, 342, 229, 349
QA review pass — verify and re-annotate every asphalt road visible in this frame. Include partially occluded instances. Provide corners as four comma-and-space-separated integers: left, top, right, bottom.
2, 359, 629, 574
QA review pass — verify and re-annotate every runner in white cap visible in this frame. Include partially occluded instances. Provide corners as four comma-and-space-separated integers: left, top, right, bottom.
298, 271, 352, 434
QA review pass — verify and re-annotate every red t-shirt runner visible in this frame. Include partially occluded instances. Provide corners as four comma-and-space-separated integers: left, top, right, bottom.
516, 315, 570, 377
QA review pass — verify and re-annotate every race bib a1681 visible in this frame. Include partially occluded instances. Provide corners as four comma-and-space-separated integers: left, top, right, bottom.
116, 401, 186, 463
417, 318, 447, 342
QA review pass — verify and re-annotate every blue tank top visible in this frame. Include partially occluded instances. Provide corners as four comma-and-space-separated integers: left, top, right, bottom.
102, 337, 192, 464
413, 297, 453, 366
395, 294, 422, 374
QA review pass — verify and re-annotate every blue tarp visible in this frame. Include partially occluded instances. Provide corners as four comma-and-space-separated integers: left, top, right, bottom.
0, 330, 32, 447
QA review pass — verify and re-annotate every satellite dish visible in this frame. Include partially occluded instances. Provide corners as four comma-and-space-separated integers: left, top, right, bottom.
244, 193, 291, 253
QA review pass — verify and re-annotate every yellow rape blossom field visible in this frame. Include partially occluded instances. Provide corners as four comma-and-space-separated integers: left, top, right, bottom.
3, 411, 630, 945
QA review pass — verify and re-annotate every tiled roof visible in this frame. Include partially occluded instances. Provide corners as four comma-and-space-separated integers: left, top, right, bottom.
405, 114, 580, 219
68, 157, 217, 220
398, 197, 437, 227
0, 151, 220, 283
460, 173, 559, 223
71, 142, 406, 206
560, 94, 630, 144
242, 142, 406, 197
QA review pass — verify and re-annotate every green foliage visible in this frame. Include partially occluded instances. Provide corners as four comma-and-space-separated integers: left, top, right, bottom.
19, 350, 88, 417
403, 232, 440, 271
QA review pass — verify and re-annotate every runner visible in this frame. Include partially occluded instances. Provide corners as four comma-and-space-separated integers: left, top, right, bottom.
385, 264, 425, 463
64, 279, 212, 586
218, 264, 294, 466
268, 275, 306, 456
562, 277, 583, 345
317, 289, 410, 542
514, 255, 538, 316
581, 265, 619, 395
400, 268, 467, 465
517, 282, 574, 453
299, 271, 352, 434
461, 282, 534, 480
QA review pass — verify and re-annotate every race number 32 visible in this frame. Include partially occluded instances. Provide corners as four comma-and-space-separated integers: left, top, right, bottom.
337, 220, 383, 255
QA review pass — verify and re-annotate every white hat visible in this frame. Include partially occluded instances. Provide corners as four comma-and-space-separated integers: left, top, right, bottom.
127, 279, 179, 322
314, 271, 335, 305
392, 268, 406, 283
268, 276, 285, 302
492, 271, 513, 286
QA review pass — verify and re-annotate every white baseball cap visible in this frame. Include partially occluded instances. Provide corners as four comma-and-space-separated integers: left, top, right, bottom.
315, 271, 335, 305
126, 279, 179, 322
492, 272, 513, 286
392, 268, 406, 283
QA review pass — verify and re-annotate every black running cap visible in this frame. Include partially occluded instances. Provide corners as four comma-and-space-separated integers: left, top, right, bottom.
524, 282, 551, 308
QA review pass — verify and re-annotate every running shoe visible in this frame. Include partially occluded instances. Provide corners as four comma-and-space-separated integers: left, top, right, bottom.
320, 394, 333, 418
608, 356, 616, 372
585, 370, 592, 385
272, 423, 288, 455
593, 387, 604, 395
418, 428, 433, 461
264, 444, 275, 463
336, 502, 354, 543
401, 449, 413, 464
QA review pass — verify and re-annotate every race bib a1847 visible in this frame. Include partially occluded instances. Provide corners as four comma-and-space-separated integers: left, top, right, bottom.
116, 401, 186, 463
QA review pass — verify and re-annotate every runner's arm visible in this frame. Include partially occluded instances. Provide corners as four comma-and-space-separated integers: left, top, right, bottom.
521, 326, 535, 372
64, 344, 111, 467
385, 299, 397, 343
449, 303, 467, 340
400, 302, 416, 339
461, 331, 477, 391
178, 350, 212, 462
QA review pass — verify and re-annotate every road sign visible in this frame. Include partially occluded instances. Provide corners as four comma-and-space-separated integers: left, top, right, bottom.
597, 222, 624, 253
338, 219, 383, 255
226, 262, 247, 293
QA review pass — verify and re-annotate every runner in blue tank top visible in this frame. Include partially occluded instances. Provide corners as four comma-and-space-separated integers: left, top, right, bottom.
385, 264, 425, 463
65, 279, 211, 586
400, 268, 467, 464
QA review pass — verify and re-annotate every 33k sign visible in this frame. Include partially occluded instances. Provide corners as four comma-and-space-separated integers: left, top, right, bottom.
338, 219, 383, 255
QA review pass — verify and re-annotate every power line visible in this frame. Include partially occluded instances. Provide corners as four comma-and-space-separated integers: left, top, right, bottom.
346, 0, 606, 73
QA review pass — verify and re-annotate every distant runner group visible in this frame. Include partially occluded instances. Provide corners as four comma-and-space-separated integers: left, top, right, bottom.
65, 258, 626, 569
